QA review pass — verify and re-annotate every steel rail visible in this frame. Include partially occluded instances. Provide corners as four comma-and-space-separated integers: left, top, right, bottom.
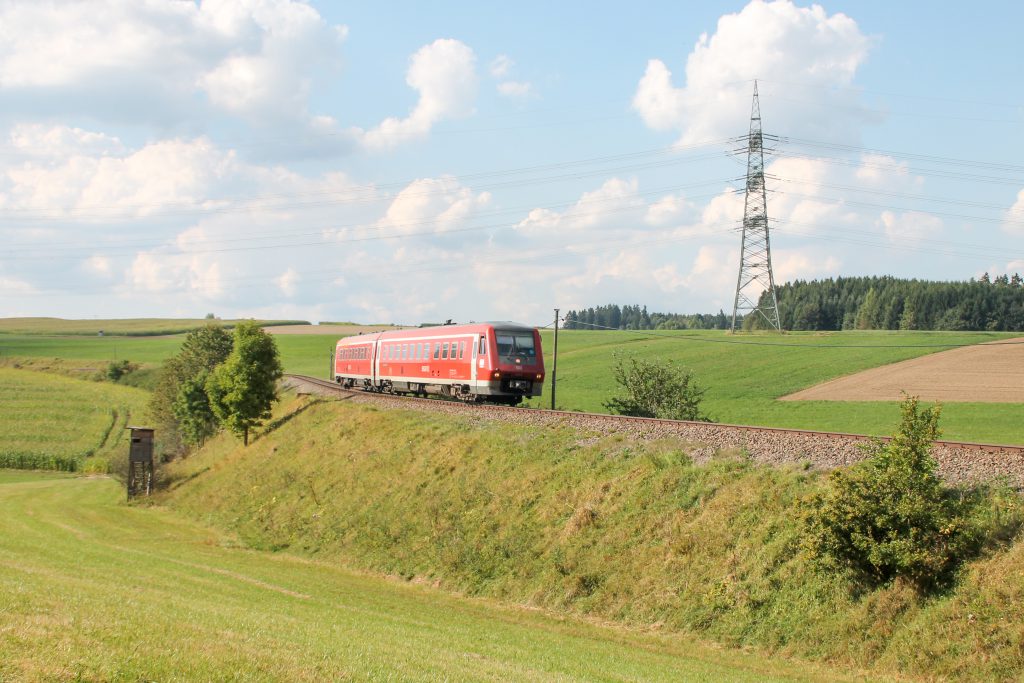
284, 374, 1024, 455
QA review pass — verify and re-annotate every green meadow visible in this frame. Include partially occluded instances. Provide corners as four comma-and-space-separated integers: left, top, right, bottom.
525, 329, 1024, 444
0, 471, 847, 682
1, 325, 1021, 443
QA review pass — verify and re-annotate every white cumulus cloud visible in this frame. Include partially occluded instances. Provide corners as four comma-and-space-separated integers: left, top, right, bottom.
376, 176, 490, 236
275, 268, 300, 297
516, 178, 643, 236
0, 0, 347, 139
632, 0, 872, 144
361, 39, 479, 149
1005, 188, 1024, 235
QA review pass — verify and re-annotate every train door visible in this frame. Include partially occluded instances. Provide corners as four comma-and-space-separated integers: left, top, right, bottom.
372, 336, 381, 385
471, 335, 478, 382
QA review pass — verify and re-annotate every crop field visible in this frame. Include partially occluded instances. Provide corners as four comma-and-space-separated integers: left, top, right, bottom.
0, 471, 847, 682
0, 369, 149, 470
0, 317, 309, 336
1, 324, 1021, 444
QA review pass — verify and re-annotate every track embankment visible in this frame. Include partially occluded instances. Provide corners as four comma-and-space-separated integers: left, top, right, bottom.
283, 374, 1024, 487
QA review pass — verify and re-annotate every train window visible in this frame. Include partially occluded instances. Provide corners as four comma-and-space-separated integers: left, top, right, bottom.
433, 343, 440, 359
496, 332, 536, 358
479, 336, 487, 355
442, 342, 449, 359
400, 344, 405, 360
416, 343, 422, 359
458, 341, 465, 359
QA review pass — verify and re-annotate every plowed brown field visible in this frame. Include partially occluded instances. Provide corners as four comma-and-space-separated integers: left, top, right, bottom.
781, 338, 1024, 403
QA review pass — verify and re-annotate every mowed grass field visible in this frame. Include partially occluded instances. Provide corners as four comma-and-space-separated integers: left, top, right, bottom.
0, 471, 850, 682
0, 368, 149, 468
2, 325, 1021, 444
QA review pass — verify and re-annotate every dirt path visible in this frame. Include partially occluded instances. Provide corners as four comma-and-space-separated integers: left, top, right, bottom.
781, 338, 1024, 403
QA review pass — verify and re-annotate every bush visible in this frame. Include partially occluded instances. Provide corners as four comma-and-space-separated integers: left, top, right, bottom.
103, 360, 137, 382
603, 353, 710, 421
802, 397, 982, 592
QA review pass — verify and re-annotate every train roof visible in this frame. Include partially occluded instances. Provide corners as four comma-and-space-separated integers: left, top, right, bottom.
336, 321, 537, 344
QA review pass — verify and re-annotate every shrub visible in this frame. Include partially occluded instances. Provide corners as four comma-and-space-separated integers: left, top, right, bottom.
103, 360, 137, 382
802, 397, 981, 592
603, 353, 710, 421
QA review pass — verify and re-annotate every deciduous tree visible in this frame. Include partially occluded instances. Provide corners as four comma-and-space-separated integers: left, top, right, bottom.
206, 321, 283, 446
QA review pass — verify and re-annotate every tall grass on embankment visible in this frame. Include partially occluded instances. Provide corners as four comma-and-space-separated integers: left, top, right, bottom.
0, 367, 150, 473
162, 393, 1024, 682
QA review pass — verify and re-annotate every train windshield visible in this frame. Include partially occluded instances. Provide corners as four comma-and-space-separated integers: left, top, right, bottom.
495, 332, 536, 358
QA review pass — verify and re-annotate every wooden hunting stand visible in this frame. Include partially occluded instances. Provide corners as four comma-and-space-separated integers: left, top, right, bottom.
127, 426, 154, 499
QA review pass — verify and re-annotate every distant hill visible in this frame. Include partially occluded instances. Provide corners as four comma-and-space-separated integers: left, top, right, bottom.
0, 318, 310, 336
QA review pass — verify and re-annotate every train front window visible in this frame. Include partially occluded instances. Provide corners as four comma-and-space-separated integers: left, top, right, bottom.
495, 333, 536, 358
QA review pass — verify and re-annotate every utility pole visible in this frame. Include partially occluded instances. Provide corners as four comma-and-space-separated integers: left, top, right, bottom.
551, 308, 559, 410
731, 81, 781, 332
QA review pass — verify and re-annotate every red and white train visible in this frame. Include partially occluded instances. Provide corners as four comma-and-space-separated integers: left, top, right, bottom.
334, 322, 544, 405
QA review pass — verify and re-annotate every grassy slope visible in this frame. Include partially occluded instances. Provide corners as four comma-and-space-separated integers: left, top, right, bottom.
0, 368, 149, 470
2, 328, 1021, 443
162, 394, 1024, 682
0, 471, 843, 683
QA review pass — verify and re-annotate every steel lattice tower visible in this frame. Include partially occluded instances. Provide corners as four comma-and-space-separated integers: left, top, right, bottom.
730, 82, 781, 332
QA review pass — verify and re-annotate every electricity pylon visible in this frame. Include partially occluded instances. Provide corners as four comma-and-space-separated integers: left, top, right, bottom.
730, 81, 781, 332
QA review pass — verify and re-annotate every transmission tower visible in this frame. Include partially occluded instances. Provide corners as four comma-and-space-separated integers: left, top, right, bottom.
730, 81, 781, 332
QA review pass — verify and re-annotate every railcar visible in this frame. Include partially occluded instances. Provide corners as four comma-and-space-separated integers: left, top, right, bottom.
334, 322, 544, 405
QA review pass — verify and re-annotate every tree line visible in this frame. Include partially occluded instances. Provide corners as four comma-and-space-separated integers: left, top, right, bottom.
566, 273, 1024, 333
564, 304, 739, 331
749, 274, 1024, 331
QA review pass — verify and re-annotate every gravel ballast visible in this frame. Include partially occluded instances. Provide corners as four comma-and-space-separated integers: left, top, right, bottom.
284, 377, 1024, 488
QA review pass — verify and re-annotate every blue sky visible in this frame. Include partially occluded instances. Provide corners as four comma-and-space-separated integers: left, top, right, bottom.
0, 0, 1021, 325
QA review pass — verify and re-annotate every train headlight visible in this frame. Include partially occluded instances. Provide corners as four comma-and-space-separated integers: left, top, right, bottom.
492, 371, 502, 379
536, 374, 543, 380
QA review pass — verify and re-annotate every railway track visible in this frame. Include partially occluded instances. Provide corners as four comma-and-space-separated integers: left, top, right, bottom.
283, 374, 1024, 487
